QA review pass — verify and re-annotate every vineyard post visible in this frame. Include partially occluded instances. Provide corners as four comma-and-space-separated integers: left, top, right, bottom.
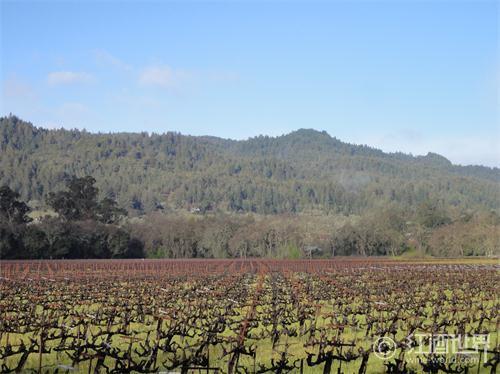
38, 322, 44, 374
253, 350, 256, 373
336, 325, 343, 374
477, 350, 482, 374
155, 317, 162, 370
338, 344, 343, 373
127, 341, 132, 370
207, 344, 210, 374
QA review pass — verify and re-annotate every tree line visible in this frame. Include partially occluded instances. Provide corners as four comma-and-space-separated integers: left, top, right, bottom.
1, 176, 498, 259
130, 202, 499, 259
0, 176, 143, 259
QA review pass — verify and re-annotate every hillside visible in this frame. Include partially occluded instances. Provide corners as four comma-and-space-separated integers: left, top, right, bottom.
1, 115, 498, 216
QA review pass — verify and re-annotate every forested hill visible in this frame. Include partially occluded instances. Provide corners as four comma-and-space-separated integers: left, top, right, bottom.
1, 115, 499, 215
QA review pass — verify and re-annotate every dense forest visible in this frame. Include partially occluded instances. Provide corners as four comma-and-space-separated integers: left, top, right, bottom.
1, 115, 499, 259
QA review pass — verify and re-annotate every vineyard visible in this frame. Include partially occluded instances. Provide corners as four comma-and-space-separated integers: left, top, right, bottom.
0, 259, 498, 373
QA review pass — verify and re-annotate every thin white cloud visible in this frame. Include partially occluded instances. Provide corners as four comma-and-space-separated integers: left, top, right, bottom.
1, 75, 43, 119
52, 102, 91, 129
355, 132, 500, 168
56, 102, 88, 116
206, 70, 240, 83
94, 49, 132, 71
137, 65, 239, 93
138, 65, 192, 89
2, 76, 36, 99
47, 71, 94, 85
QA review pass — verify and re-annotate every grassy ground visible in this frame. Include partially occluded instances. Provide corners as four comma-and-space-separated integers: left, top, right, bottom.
2, 299, 497, 373
1, 259, 498, 373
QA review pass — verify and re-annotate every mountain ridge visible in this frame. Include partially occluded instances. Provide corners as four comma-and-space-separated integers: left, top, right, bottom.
1, 115, 499, 215
4, 115, 499, 169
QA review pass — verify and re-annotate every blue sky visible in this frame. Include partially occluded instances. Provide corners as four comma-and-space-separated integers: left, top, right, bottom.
1, 1, 498, 166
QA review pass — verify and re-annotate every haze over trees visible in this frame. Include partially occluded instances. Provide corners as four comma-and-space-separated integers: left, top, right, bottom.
1, 115, 499, 259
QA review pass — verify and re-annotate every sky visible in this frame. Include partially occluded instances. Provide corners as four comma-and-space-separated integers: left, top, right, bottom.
1, 0, 498, 167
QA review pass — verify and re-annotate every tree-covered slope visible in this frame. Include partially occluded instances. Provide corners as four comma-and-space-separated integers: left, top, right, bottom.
1, 115, 499, 215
